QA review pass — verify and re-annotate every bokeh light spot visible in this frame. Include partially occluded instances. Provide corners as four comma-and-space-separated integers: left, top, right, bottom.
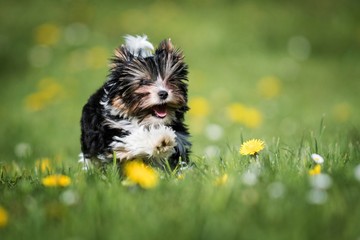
64, 23, 89, 46
86, 46, 108, 69
28, 45, 52, 68
288, 35, 311, 61
257, 76, 282, 99
205, 124, 224, 141
24, 77, 65, 112
226, 103, 246, 123
242, 108, 263, 128
333, 103, 352, 122
34, 24, 61, 46
188, 97, 210, 117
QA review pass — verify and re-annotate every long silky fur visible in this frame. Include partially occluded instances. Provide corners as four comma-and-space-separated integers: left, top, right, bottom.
80, 37, 191, 169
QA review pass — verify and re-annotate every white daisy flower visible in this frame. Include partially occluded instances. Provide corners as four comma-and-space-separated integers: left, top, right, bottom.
311, 153, 324, 164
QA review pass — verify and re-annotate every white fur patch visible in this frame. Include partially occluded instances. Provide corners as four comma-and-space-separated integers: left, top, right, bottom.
124, 34, 154, 57
78, 153, 92, 170
105, 118, 138, 132
100, 97, 128, 119
110, 125, 177, 160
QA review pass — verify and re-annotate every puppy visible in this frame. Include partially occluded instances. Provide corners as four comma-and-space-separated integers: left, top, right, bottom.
79, 35, 191, 169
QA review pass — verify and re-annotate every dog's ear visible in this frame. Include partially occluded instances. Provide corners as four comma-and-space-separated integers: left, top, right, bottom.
157, 38, 184, 59
159, 38, 174, 52
110, 45, 132, 68
114, 45, 130, 62
156, 39, 187, 81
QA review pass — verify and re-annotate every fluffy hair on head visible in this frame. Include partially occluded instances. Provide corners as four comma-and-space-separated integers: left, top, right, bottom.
124, 34, 154, 57
80, 34, 191, 169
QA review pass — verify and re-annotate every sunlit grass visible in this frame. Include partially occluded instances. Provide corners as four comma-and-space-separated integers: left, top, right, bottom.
1, 131, 360, 239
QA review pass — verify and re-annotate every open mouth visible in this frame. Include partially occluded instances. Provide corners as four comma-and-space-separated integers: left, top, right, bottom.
153, 104, 167, 118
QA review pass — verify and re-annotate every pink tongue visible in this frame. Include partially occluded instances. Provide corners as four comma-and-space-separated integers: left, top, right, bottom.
154, 105, 167, 118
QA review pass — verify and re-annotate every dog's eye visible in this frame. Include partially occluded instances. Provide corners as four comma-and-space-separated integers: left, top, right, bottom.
139, 79, 149, 85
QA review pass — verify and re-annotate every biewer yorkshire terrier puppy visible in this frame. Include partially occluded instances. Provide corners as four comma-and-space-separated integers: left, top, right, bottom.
79, 35, 191, 169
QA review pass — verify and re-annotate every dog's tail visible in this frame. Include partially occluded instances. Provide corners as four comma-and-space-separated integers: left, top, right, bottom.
124, 34, 154, 58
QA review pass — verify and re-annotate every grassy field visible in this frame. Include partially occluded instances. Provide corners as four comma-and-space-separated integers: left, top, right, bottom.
1, 0, 360, 239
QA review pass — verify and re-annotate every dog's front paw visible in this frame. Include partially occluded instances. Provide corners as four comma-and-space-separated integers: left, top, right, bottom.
146, 126, 176, 158
152, 131, 176, 157
119, 125, 177, 159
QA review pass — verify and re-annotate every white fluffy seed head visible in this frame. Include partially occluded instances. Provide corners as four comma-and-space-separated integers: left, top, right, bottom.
124, 34, 154, 57
309, 173, 332, 190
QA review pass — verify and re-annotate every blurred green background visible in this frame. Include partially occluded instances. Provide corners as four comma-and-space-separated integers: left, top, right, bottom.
1, 0, 359, 164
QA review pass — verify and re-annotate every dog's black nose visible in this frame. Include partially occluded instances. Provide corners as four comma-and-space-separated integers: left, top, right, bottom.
158, 91, 168, 100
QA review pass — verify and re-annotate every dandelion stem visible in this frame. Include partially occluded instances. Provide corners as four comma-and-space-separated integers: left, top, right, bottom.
113, 151, 117, 168
250, 153, 260, 166
164, 158, 172, 175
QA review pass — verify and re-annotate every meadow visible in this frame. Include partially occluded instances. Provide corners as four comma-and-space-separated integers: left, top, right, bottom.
1, 0, 360, 239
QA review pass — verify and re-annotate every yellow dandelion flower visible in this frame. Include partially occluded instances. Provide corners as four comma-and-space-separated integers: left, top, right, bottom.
42, 175, 58, 187
309, 164, 321, 176
176, 174, 185, 180
227, 103, 263, 128
42, 175, 71, 187
239, 139, 265, 155
34, 23, 60, 46
242, 108, 263, 128
24, 92, 47, 111
257, 76, 282, 99
0, 206, 8, 228
35, 158, 52, 173
214, 173, 229, 186
37, 77, 63, 95
24, 78, 64, 112
57, 175, 71, 187
188, 97, 210, 117
124, 161, 158, 189
227, 103, 246, 122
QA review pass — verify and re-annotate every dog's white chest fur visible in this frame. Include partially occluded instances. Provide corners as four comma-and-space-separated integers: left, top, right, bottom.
109, 122, 177, 161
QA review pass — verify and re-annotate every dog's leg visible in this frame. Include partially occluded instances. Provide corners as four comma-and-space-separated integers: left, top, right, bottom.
109, 125, 177, 161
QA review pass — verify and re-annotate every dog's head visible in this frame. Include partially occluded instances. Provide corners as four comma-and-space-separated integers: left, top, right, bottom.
105, 35, 189, 126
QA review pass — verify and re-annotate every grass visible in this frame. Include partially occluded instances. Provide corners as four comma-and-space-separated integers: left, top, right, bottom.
1, 0, 360, 239
1, 130, 360, 240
